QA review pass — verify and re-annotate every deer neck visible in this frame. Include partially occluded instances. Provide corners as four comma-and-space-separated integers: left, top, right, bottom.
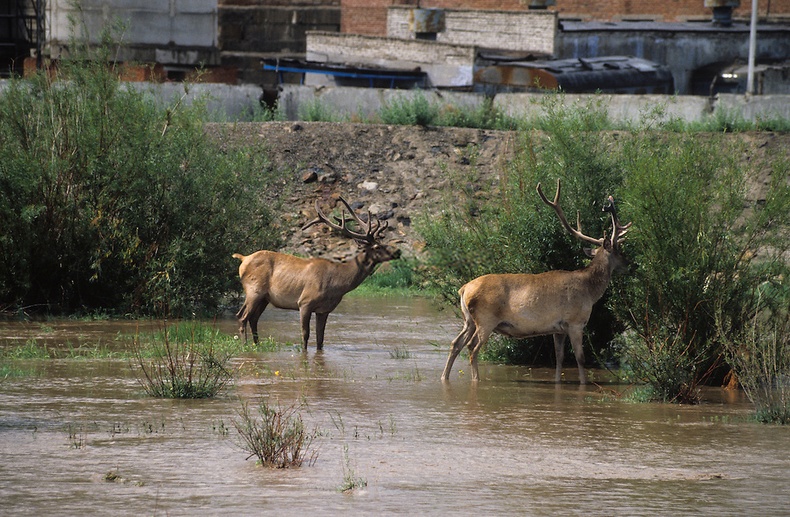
582, 249, 616, 302
334, 250, 377, 291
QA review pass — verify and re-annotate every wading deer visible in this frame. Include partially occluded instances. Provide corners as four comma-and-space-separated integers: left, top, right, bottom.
233, 197, 401, 348
441, 179, 631, 384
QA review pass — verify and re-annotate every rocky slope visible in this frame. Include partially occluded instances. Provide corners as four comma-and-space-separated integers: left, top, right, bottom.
206, 121, 785, 260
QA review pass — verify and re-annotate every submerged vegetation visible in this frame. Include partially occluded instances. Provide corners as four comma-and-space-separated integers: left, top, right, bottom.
132, 322, 235, 398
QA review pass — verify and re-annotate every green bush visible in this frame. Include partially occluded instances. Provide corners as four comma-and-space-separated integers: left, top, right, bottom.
379, 92, 439, 126
298, 98, 342, 122
613, 132, 790, 402
437, 97, 521, 130
720, 288, 790, 423
0, 41, 280, 315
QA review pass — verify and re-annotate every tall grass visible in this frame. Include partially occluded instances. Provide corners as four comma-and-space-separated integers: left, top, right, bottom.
379, 92, 439, 126
720, 292, 790, 423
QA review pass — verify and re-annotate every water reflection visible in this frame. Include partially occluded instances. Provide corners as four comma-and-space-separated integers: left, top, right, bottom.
1, 295, 788, 515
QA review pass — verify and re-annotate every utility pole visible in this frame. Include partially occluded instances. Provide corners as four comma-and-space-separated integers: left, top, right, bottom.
746, 0, 758, 94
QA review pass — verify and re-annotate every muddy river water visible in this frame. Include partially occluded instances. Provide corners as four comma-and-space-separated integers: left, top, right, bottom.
1, 295, 789, 516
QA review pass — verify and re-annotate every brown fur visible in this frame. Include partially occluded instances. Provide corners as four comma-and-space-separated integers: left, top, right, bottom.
440, 246, 627, 383
441, 180, 631, 383
233, 198, 400, 348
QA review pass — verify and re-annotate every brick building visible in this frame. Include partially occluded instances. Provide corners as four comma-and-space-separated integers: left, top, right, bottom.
342, 0, 790, 36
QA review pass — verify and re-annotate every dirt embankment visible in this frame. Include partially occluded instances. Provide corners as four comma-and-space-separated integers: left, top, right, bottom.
206, 121, 786, 259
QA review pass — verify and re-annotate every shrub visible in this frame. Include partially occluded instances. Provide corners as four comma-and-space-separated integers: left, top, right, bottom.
614, 132, 790, 402
0, 35, 280, 315
298, 98, 342, 122
437, 97, 521, 130
233, 399, 319, 468
720, 292, 790, 423
132, 322, 235, 398
379, 92, 439, 126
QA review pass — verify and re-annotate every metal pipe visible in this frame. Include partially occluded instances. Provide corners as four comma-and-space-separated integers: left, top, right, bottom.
746, 0, 758, 94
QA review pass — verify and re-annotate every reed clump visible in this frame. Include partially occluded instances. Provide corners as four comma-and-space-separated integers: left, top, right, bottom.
233, 399, 319, 468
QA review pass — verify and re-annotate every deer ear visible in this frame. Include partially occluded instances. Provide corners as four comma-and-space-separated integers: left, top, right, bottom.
583, 247, 597, 258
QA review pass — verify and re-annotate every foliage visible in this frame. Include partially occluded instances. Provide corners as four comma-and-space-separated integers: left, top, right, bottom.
0, 34, 280, 315
416, 93, 790, 403
613, 131, 790, 402
354, 258, 423, 294
436, 97, 522, 130
132, 321, 235, 398
378, 92, 440, 126
338, 444, 367, 492
1, 340, 53, 359
299, 98, 343, 122
720, 293, 790, 424
683, 107, 790, 133
233, 398, 319, 468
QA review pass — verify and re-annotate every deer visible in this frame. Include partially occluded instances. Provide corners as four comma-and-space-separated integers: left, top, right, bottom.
233, 197, 401, 349
440, 178, 631, 384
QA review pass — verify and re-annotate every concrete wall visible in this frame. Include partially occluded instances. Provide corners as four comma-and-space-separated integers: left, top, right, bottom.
386, 7, 557, 56
276, 84, 790, 125
4, 79, 788, 124
127, 82, 266, 121
48, 0, 220, 65
306, 32, 477, 87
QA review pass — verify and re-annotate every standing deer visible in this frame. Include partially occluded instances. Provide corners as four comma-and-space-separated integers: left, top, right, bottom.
441, 179, 631, 384
233, 197, 400, 348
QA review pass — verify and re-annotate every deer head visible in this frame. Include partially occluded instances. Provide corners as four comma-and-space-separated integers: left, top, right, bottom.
302, 197, 401, 263
537, 178, 631, 267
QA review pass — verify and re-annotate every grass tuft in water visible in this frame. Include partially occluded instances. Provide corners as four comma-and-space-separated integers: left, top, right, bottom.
338, 444, 367, 493
131, 321, 235, 398
233, 399, 319, 468
389, 346, 411, 359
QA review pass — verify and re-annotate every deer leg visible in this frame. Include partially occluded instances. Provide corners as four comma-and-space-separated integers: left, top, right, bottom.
468, 328, 492, 382
568, 328, 588, 385
441, 322, 475, 381
235, 303, 249, 343
239, 297, 268, 345
315, 312, 329, 350
299, 306, 312, 349
248, 300, 269, 345
553, 333, 567, 383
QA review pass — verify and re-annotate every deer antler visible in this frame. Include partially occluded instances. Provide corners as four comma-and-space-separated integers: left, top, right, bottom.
536, 179, 604, 247
602, 195, 632, 248
302, 197, 388, 244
